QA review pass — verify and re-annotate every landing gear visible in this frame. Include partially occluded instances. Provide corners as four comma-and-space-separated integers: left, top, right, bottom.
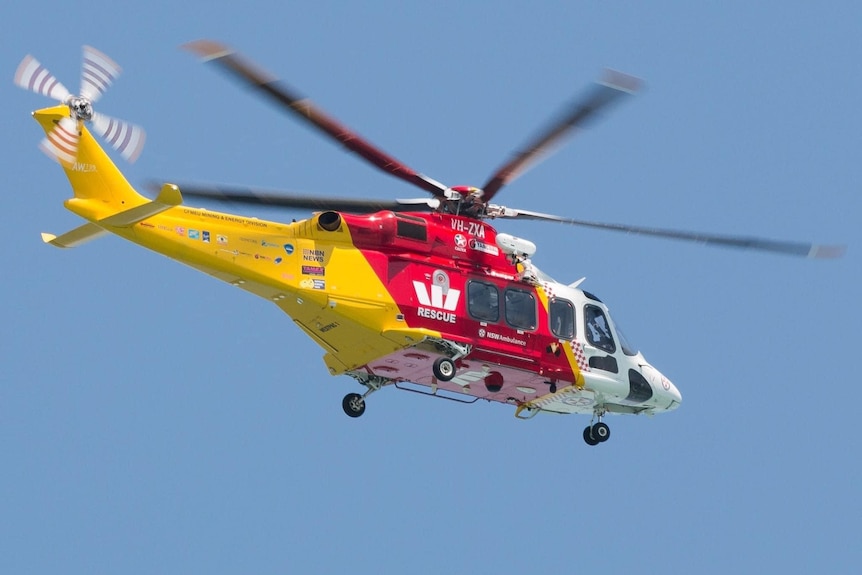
432, 357, 456, 381
342, 392, 366, 418
341, 372, 393, 418
583, 420, 611, 446
583, 425, 600, 446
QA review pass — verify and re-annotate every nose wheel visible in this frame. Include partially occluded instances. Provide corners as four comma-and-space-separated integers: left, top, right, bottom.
583, 421, 611, 446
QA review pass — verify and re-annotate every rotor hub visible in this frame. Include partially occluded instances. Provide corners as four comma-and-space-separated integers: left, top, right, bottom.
68, 96, 93, 122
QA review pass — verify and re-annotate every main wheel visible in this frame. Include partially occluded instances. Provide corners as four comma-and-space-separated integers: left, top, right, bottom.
583, 425, 600, 446
432, 357, 456, 382
342, 393, 366, 418
592, 421, 611, 443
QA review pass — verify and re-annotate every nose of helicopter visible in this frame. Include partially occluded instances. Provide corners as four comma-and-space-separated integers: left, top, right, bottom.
642, 364, 681, 411
664, 378, 682, 409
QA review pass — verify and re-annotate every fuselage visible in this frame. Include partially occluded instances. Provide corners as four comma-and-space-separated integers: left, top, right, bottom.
34, 104, 681, 421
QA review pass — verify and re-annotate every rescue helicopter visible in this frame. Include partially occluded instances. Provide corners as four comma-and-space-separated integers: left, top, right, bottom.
16, 42, 843, 445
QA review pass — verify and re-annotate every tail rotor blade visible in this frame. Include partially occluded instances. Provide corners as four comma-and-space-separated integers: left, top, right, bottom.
39, 116, 79, 166
14, 55, 70, 102
90, 113, 146, 162
80, 46, 121, 103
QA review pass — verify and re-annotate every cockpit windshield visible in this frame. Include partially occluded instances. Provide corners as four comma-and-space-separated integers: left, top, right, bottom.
614, 320, 639, 357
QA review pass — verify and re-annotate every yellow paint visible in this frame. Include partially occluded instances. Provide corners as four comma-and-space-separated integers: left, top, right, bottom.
33, 106, 432, 375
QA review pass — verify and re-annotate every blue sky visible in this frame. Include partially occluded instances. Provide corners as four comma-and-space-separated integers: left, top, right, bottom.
2, 2, 860, 573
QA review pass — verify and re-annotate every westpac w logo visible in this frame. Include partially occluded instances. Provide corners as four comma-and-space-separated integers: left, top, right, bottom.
413, 270, 460, 323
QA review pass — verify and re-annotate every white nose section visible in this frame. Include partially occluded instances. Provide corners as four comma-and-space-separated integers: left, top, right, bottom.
641, 364, 681, 410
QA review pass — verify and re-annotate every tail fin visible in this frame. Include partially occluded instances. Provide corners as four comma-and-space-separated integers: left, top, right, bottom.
32, 105, 148, 221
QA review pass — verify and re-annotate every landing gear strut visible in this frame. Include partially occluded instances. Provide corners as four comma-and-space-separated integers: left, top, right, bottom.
341, 372, 395, 418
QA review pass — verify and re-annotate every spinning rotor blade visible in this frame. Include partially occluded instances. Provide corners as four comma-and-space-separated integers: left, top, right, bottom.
165, 183, 439, 214
39, 116, 79, 166
184, 40, 449, 198
502, 208, 845, 259
91, 113, 146, 163
482, 70, 640, 202
14, 55, 70, 102
80, 45, 122, 103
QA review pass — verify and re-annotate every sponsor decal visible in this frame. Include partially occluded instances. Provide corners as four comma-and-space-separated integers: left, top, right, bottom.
254, 253, 271, 261
469, 238, 499, 256
139, 222, 155, 228
301, 265, 325, 276
454, 234, 467, 252
217, 234, 228, 245
480, 330, 527, 347
274, 257, 283, 264
175, 226, 186, 237
284, 243, 295, 255
158, 224, 173, 232
302, 248, 325, 262
188, 229, 200, 240
451, 218, 486, 238
202, 231, 210, 243
413, 269, 460, 324
261, 240, 280, 248
299, 278, 326, 290
181, 209, 268, 227
240, 237, 258, 244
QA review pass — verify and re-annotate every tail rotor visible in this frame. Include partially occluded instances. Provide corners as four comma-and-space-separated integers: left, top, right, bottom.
15, 45, 145, 166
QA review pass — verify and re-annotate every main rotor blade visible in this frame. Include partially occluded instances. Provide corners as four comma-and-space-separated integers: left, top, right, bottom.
164, 183, 439, 214
481, 70, 640, 202
502, 208, 845, 259
183, 40, 449, 198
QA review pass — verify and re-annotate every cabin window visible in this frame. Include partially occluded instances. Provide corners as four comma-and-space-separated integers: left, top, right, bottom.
504, 288, 536, 330
549, 298, 575, 340
395, 215, 427, 242
584, 304, 616, 354
467, 281, 499, 322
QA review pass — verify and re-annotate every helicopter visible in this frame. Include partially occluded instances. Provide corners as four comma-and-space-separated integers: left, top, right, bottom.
16, 42, 843, 446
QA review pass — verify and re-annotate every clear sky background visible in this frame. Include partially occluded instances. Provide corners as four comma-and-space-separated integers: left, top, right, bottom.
2, 2, 860, 573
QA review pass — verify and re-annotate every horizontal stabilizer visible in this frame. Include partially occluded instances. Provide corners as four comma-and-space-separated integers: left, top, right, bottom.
99, 184, 182, 226
42, 184, 183, 248
41, 224, 107, 248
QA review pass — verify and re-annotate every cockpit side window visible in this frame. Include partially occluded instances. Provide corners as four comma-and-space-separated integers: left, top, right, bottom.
467, 281, 499, 322
549, 298, 575, 340
584, 304, 616, 354
504, 288, 536, 330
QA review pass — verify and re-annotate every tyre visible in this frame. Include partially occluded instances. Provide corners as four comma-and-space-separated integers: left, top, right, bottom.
592, 422, 610, 442
583, 425, 599, 446
342, 392, 366, 418
432, 357, 456, 381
